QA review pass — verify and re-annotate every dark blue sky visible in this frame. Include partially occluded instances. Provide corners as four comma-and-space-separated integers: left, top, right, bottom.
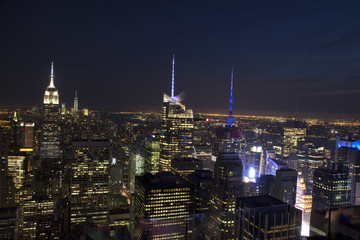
1, 1, 360, 117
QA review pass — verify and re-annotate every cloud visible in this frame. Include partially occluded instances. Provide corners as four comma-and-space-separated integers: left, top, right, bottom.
321, 30, 360, 50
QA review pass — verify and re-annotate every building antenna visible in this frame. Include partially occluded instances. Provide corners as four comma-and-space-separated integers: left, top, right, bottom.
171, 54, 175, 101
228, 68, 234, 125
49, 61, 55, 88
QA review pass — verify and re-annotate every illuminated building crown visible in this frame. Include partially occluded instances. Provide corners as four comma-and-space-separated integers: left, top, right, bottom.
43, 61, 59, 105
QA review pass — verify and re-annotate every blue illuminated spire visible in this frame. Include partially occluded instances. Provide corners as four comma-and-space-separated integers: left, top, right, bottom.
171, 54, 175, 101
228, 68, 234, 125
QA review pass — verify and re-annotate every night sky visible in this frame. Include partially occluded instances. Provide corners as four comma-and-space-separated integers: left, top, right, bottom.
1, 1, 360, 118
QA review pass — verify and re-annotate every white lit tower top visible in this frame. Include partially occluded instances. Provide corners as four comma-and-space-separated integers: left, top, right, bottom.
43, 61, 59, 105
74, 90, 78, 112
162, 54, 193, 117
163, 54, 181, 103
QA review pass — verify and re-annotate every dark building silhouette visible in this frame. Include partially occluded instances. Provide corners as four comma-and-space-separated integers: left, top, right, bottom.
207, 153, 243, 239
236, 195, 301, 239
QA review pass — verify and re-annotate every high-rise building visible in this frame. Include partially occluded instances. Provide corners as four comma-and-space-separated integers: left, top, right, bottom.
244, 145, 264, 179
73, 90, 78, 112
213, 69, 242, 156
295, 177, 312, 237
335, 136, 360, 204
20, 181, 56, 239
310, 163, 352, 237
171, 157, 202, 180
194, 145, 213, 171
23, 123, 34, 148
159, 55, 194, 171
133, 172, 194, 240
144, 137, 160, 174
0, 207, 18, 240
193, 117, 211, 146
297, 143, 325, 193
242, 181, 260, 197
7, 155, 25, 204
312, 163, 351, 211
282, 120, 306, 158
0, 127, 9, 208
258, 174, 275, 196
187, 170, 212, 239
70, 140, 110, 230
272, 168, 298, 205
207, 153, 243, 239
265, 157, 288, 176
236, 195, 301, 239
41, 62, 60, 159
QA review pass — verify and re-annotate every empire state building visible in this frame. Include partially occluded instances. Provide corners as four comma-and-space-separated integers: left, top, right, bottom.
41, 62, 60, 159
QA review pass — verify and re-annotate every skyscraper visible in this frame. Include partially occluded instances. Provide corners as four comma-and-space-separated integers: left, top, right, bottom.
41, 62, 60, 159
236, 195, 301, 239
171, 157, 202, 180
312, 163, 351, 211
144, 137, 160, 174
311, 163, 351, 237
133, 172, 194, 240
272, 168, 298, 205
282, 120, 306, 158
208, 153, 243, 239
335, 136, 360, 204
187, 170, 212, 239
73, 90, 78, 112
0, 207, 18, 240
70, 140, 110, 231
213, 69, 242, 156
159, 55, 194, 171
0, 127, 10, 208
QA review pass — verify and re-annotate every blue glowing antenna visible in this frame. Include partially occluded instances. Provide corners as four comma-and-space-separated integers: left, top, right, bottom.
171, 54, 175, 101
228, 68, 234, 125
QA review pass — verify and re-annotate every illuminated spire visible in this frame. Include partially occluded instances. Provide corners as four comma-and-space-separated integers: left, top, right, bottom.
74, 90, 78, 112
171, 54, 175, 101
228, 68, 234, 125
49, 61, 55, 88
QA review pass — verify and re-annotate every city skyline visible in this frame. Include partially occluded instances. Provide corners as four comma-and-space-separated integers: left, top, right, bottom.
1, 1, 360, 118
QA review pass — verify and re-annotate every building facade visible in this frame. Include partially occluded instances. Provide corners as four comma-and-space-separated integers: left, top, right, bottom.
133, 172, 194, 240
70, 140, 110, 230
236, 195, 301, 239
207, 153, 243, 239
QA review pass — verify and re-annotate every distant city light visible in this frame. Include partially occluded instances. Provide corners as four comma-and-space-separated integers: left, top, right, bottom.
251, 146, 262, 152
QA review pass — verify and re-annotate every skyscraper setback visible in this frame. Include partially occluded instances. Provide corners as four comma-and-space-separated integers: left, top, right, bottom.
159, 55, 194, 171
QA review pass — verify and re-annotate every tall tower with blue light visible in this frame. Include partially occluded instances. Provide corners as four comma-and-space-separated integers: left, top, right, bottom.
213, 69, 242, 156
228, 68, 234, 126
